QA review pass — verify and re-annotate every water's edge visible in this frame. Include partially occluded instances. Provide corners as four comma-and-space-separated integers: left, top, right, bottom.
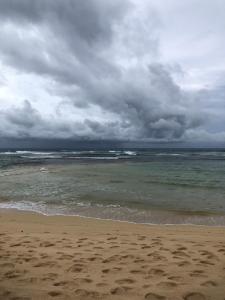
1, 207, 225, 229
1, 204, 225, 227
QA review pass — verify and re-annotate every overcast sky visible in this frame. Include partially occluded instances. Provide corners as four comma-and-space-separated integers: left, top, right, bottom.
0, 0, 225, 145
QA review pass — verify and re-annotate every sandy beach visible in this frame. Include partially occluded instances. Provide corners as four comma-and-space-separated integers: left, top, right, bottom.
0, 209, 225, 300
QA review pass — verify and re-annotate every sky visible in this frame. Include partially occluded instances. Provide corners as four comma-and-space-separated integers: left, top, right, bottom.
0, 0, 225, 147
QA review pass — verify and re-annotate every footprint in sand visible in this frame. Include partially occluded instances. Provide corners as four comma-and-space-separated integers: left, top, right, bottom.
4, 269, 26, 279
53, 281, 71, 287
189, 270, 206, 278
130, 242, 138, 246
199, 260, 215, 266
201, 280, 217, 287
102, 267, 122, 274
177, 246, 187, 251
10, 243, 22, 247
48, 290, 63, 297
157, 281, 177, 289
96, 282, 108, 287
40, 241, 55, 247
61, 238, 70, 241
107, 236, 117, 240
130, 269, 145, 274
151, 242, 162, 247
147, 252, 166, 261
183, 292, 206, 300
73, 278, 92, 285
102, 255, 120, 263
78, 238, 88, 241
134, 258, 145, 263
142, 245, 151, 249
58, 254, 73, 260
145, 292, 166, 300
168, 276, 183, 281
148, 268, 165, 276
74, 289, 104, 298
217, 248, 225, 255
41, 273, 58, 281
178, 260, 191, 267
172, 250, 189, 257
0, 263, 15, 269
137, 235, 146, 241
93, 246, 104, 250
33, 261, 56, 268
199, 250, 218, 260
115, 278, 135, 284
110, 286, 133, 295
23, 257, 38, 263
19, 277, 38, 284
67, 263, 85, 273
121, 254, 136, 260
87, 256, 99, 261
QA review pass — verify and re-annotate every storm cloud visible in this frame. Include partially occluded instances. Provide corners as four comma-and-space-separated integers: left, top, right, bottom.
0, 0, 224, 144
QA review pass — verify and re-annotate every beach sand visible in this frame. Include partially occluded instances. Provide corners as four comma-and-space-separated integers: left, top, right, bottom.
0, 210, 225, 300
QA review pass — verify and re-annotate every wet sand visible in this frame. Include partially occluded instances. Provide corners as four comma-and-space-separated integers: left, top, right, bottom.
0, 209, 225, 300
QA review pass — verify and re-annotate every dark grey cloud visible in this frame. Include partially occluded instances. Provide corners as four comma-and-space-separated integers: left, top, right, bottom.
0, 0, 128, 44
0, 0, 126, 83
0, 0, 224, 143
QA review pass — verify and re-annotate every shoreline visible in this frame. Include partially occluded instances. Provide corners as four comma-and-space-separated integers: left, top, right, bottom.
1, 208, 225, 299
1, 205, 225, 228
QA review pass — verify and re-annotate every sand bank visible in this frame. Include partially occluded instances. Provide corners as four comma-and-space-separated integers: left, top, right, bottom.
0, 209, 225, 300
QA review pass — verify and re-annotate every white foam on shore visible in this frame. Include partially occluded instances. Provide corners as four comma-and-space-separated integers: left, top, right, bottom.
1, 200, 225, 227
1, 206, 225, 229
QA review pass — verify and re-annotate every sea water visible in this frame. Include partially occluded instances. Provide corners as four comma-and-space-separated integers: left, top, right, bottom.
0, 148, 225, 225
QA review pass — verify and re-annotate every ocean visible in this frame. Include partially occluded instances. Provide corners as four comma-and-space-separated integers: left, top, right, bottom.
0, 148, 225, 225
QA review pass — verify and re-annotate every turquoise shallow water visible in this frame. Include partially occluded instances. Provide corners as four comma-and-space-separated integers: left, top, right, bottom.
0, 149, 225, 225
